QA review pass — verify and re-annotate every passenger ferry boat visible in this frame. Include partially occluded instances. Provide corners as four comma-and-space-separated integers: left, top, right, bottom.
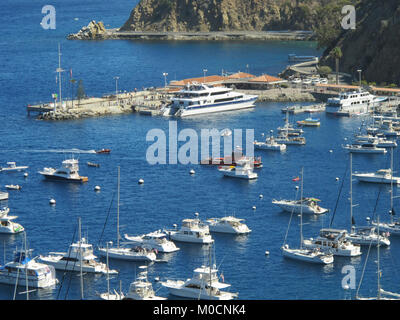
38, 158, 88, 182
0, 250, 58, 288
162, 83, 257, 117
325, 89, 375, 116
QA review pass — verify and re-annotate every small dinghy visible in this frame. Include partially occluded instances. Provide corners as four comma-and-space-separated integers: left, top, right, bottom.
87, 162, 100, 168
96, 149, 111, 154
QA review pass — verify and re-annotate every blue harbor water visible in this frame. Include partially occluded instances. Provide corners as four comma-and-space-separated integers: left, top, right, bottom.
1, 0, 399, 300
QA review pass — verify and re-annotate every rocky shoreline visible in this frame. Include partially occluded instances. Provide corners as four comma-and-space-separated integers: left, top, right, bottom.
67, 21, 314, 41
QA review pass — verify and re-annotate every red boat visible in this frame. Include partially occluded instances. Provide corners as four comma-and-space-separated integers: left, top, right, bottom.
96, 149, 111, 154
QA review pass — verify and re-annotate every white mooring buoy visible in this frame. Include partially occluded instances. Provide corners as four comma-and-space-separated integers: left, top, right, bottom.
24, 172, 28, 178
190, 169, 195, 175
252, 206, 256, 210
94, 186, 101, 192
49, 199, 56, 205
138, 178, 144, 185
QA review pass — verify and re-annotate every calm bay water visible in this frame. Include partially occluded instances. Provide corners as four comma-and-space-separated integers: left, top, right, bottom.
0, 0, 399, 300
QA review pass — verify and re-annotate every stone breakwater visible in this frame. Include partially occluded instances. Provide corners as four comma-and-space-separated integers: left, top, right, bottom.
67, 22, 314, 41
241, 88, 317, 102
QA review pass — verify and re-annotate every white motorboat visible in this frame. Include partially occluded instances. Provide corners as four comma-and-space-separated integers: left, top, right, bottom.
0, 162, 28, 172
5, 185, 21, 190
281, 168, 334, 265
346, 226, 390, 246
39, 158, 88, 182
124, 266, 166, 300
0, 191, 8, 201
353, 169, 400, 184
347, 153, 390, 247
275, 133, 306, 145
39, 237, 117, 274
218, 157, 258, 180
98, 167, 157, 262
206, 216, 251, 234
165, 215, 214, 244
162, 83, 257, 117
0, 215, 24, 234
161, 247, 237, 300
254, 136, 286, 151
343, 143, 387, 154
325, 89, 375, 116
272, 197, 329, 215
281, 245, 334, 264
354, 135, 397, 148
0, 249, 57, 289
124, 230, 179, 253
98, 246, 157, 262
302, 228, 362, 257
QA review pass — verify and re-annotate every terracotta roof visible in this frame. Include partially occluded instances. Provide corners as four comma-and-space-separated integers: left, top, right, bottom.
370, 86, 400, 93
315, 84, 360, 89
170, 75, 225, 86
249, 74, 285, 83
226, 72, 255, 79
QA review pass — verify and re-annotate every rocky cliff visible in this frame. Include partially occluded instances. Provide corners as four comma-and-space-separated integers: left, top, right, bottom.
320, 0, 400, 85
120, 0, 340, 32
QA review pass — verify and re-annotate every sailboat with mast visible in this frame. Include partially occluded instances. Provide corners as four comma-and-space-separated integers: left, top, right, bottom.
346, 152, 391, 246
281, 168, 334, 264
371, 148, 400, 235
356, 216, 400, 300
98, 167, 157, 262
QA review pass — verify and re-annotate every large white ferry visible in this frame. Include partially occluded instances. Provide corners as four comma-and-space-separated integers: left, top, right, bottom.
325, 89, 375, 116
162, 83, 257, 117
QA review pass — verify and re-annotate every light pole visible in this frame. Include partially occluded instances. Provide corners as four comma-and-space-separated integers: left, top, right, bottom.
162, 72, 168, 88
357, 69, 362, 88
113, 76, 119, 106
203, 69, 208, 84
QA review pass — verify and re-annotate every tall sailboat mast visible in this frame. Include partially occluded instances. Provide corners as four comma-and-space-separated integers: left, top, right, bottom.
117, 166, 120, 249
56, 43, 64, 109
78, 217, 84, 300
350, 152, 353, 230
300, 167, 304, 249
390, 148, 394, 224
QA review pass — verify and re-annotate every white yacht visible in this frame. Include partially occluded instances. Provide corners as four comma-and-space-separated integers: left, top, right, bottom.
161, 266, 237, 300
325, 89, 375, 116
39, 237, 118, 274
0, 215, 24, 234
38, 158, 88, 182
123, 230, 180, 253
0, 250, 58, 289
346, 226, 390, 246
218, 157, 258, 180
124, 266, 166, 300
206, 216, 251, 234
162, 83, 257, 117
353, 169, 400, 184
275, 132, 306, 145
354, 135, 397, 148
272, 197, 329, 215
302, 228, 362, 257
371, 219, 400, 236
98, 245, 157, 262
0, 191, 8, 201
343, 143, 387, 154
164, 217, 214, 244
254, 136, 286, 151
0, 162, 29, 172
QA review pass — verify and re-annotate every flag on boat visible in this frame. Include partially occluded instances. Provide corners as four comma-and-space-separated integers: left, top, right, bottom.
292, 177, 300, 182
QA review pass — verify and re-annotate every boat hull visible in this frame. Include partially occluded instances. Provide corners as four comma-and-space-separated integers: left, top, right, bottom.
272, 201, 328, 215
0, 273, 57, 288
175, 97, 257, 117
39, 174, 88, 183
282, 248, 333, 264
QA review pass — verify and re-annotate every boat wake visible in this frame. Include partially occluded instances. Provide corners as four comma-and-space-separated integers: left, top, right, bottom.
24, 148, 97, 154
